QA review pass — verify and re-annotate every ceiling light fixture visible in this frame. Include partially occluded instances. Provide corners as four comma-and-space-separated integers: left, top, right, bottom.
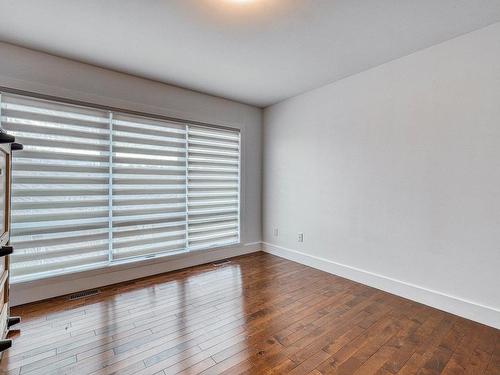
226, 0, 255, 4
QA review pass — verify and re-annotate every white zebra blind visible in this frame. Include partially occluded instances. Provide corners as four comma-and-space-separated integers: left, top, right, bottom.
0, 93, 240, 282
187, 126, 240, 250
111, 114, 187, 260
1, 94, 111, 279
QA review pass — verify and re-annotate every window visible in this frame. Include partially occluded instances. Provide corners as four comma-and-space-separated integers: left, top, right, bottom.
0, 93, 241, 281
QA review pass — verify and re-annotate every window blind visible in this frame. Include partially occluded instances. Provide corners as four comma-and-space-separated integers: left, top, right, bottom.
0, 92, 241, 282
111, 114, 187, 260
1, 94, 111, 279
187, 126, 240, 250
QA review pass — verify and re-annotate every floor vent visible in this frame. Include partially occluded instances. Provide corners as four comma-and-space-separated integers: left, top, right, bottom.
212, 259, 231, 266
68, 289, 100, 301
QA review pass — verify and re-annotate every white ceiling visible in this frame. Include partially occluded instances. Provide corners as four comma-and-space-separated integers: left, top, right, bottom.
1, 1, 500, 107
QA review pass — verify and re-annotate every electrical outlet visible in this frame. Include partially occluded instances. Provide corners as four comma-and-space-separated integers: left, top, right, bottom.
273, 228, 279, 237
298, 233, 304, 242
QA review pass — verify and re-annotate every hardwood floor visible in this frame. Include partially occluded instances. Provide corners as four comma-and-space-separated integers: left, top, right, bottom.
1, 252, 499, 375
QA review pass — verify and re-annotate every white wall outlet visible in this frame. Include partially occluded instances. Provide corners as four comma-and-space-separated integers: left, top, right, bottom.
298, 233, 304, 242
273, 228, 279, 237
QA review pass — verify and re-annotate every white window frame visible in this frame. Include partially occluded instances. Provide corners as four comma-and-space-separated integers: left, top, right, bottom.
0, 91, 242, 283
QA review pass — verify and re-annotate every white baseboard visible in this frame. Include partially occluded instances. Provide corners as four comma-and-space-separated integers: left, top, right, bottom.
262, 242, 500, 329
10, 242, 261, 306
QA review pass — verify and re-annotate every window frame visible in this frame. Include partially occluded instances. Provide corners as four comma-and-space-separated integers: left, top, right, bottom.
0, 89, 243, 283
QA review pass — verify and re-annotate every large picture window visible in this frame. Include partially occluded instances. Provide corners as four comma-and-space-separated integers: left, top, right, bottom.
0, 93, 240, 282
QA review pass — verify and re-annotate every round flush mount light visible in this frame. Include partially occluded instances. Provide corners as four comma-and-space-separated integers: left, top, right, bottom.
206, 0, 292, 21
225, 0, 256, 4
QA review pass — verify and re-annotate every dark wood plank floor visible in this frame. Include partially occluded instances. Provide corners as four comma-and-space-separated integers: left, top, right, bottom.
1, 252, 499, 375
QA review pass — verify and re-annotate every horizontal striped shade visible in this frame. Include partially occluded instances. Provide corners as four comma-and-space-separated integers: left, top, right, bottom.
1, 93, 240, 281
187, 126, 240, 250
111, 113, 187, 260
2, 94, 110, 279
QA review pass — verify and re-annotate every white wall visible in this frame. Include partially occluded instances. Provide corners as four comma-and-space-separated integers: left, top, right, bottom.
0, 42, 262, 305
263, 23, 500, 328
